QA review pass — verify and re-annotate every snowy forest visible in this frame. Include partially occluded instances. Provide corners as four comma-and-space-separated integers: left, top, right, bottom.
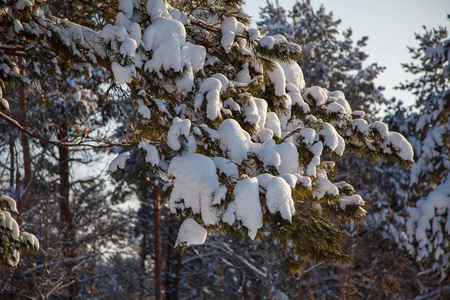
0, 0, 448, 299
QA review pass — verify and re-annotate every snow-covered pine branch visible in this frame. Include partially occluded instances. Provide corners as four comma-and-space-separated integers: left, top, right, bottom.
0, 0, 413, 270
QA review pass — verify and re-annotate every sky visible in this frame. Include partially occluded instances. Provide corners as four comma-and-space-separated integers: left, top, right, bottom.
243, 0, 450, 106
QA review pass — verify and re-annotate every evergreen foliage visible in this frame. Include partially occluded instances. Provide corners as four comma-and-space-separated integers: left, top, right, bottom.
0, 0, 427, 298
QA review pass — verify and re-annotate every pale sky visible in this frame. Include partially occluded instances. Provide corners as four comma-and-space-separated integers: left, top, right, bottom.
243, 0, 450, 106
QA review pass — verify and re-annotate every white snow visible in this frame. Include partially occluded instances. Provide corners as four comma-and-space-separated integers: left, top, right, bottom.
167, 117, 191, 151
221, 17, 238, 53
138, 141, 160, 166
319, 123, 340, 152
16, 0, 33, 10
306, 86, 328, 106
175, 218, 207, 246
265, 112, 282, 138
137, 99, 151, 119
217, 119, 255, 164
1, 211, 20, 240
195, 77, 223, 120
168, 154, 220, 225
279, 61, 305, 90
212, 157, 239, 178
234, 178, 263, 240
111, 62, 136, 84
274, 142, 300, 174
266, 62, 286, 97
387, 131, 414, 161
314, 175, 337, 199
339, 194, 365, 210
119, 37, 137, 57
119, 0, 134, 19
306, 156, 320, 177
109, 154, 130, 172
260, 36, 275, 49
369, 121, 389, 139
266, 177, 295, 221
300, 128, 317, 145
21, 232, 40, 250
1, 195, 18, 213
350, 119, 369, 136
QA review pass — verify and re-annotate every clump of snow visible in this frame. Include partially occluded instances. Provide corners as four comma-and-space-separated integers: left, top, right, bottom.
168, 154, 220, 225
167, 117, 191, 151
279, 61, 305, 90
175, 218, 207, 246
242, 96, 261, 126
265, 112, 281, 138
1, 211, 20, 240
221, 17, 238, 53
274, 142, 300, 174
138, 141, 160, 166
119, 0, 134, 19
247, 28, 260, 41
195, 78, 223, 120
305, 86, 327, 106
266, 62, 286, 97
306, 156, 320, 177
111, 62, 136, 84
266, 177, 295, 221
109, 154, 130, 172
252, 139, 281, 168
16, 0, 33, 10
350, 119, 369, 136
216, 119, 255, 164
119, 37, 138, 57
319, 123, 345, 155
299, 128, 317, 145
137, 99, 151, 119
212, 157, 239, 178
387, 131, 414, 161
142, 7, 206, 89
369, 121, 389, 139
1, 195, 18, 213
233, 178, 263, 239
339, 194, 365, 210
21, 232, 40, 250
315, 175, 339, 199
260, 36, 275, 49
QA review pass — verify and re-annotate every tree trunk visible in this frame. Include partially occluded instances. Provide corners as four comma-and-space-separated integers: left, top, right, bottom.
18, 84, 32, 212
140, 232, 147, 300
263, 235, 273, 300
165, 218, 183, 300
153, 180, 163, 300
58, 123, 79, 298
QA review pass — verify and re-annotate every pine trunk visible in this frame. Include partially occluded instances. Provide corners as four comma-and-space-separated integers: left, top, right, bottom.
153, 180, 163, 300
58, 123, 79, 298
18, 84, 32, 212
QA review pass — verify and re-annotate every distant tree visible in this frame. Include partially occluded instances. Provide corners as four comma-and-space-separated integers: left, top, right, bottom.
398, 25, 450, 283
258, 0, 387, 116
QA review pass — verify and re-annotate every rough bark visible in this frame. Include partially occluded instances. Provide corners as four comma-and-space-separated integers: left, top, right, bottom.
153, 180, 162, 300
58, 123, 79, 298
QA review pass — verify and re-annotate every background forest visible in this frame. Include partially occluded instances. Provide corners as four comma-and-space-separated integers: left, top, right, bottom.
0, 0, 449, 299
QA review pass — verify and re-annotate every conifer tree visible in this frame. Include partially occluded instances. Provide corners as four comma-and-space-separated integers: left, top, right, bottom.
0, 0, 414, 290
397, 25, 450, 283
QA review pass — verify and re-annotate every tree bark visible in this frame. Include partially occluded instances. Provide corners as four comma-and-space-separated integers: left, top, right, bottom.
58, 123, 79, 298
165, 217, 183, 300
153, 180, 163, 300
263, 235, 273, 300
18, 83, 32, 212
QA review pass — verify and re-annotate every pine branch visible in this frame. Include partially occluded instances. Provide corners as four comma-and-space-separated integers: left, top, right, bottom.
0, 111, 135, 149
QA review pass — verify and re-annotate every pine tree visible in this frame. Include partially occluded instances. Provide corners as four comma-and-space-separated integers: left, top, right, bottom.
398, 24, 450, 283
0, 1, 415, 296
